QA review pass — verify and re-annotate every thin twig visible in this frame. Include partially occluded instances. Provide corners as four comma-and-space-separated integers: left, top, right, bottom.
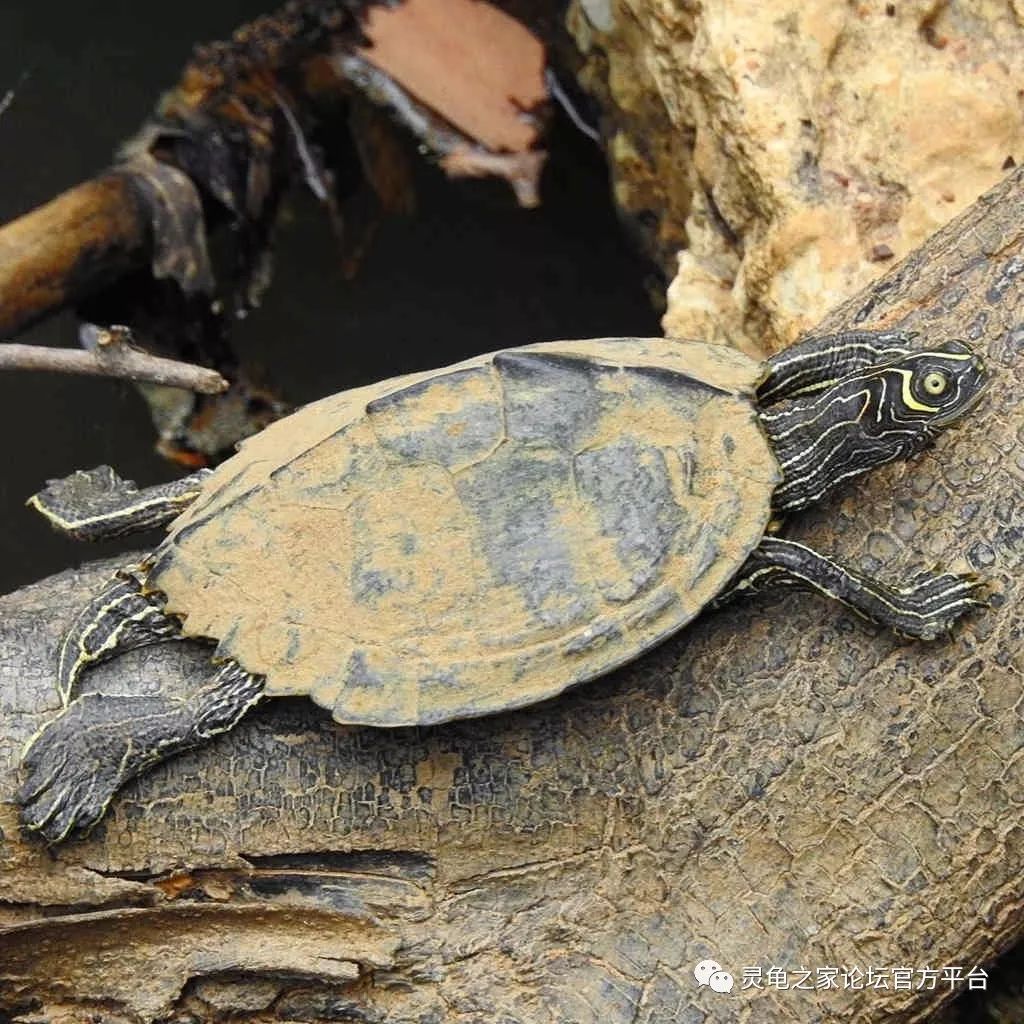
271, 87, 330, 203
0, 342, 229, 394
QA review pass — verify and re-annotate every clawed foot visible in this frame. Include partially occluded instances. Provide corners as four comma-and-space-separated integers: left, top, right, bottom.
893, 569, 988, 641
35, 465, 130, 504
28, 466, 138, 540
27, 464, 209, 541
19, 693, 185, 843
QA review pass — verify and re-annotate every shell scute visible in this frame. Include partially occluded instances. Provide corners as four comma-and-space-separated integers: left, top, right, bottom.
150, 338, 779, 726
494, 351, 608, 450
367, 364, 505, 472
573, 439, 681, 603
453, 442, 592, 632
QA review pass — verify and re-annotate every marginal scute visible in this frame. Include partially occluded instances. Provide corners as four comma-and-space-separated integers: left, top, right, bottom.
149, 338, 779, 727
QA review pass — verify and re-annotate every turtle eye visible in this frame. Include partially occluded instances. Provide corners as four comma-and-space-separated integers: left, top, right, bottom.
921, 370, 949, 396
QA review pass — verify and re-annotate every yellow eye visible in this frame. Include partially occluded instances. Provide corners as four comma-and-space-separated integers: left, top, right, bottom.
922, 370, 948, 396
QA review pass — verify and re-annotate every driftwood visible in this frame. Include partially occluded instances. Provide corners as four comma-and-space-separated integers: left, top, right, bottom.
0, 0, 549, 348
0, 167, 1022, 1023
0, 6, 346, 342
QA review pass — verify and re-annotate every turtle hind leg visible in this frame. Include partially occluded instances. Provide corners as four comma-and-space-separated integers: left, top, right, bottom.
29, 465, 210, 541
19, 661, 265, 844
721, 537, 986, 640
57, 571, 185, 706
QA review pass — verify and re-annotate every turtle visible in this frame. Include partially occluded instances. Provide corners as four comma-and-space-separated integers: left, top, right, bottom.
19, 331, 988, 843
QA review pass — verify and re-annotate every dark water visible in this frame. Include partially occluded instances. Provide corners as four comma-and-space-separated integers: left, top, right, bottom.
0, 2, 659, 594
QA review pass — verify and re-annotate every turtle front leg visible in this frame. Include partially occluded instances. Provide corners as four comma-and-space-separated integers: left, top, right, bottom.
720, 537, 985, 640
19, 662, 265, 844
29, 465, 210, 541
57, 571, 185, 706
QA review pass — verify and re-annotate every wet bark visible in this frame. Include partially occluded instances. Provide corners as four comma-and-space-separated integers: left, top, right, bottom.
0, 168, 1022, 1023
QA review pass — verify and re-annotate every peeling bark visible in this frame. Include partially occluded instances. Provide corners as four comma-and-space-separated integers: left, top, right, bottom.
0, 168, 1022, 1022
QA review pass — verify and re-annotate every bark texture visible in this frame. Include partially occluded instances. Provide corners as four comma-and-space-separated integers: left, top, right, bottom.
0, 167, 1023, 1023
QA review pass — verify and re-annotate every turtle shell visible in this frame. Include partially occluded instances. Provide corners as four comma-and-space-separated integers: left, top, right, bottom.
148, 338, 780, 726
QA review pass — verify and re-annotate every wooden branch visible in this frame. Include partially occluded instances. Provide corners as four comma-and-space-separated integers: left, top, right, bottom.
0, 168, 1022, 1022
0, 173, 150, 337
0, 332, 228, 394
0, 0, 550, 346
0, 2, 357, 342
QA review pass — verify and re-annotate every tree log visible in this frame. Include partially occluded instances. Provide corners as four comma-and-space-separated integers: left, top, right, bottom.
0, 168, 1022, 1023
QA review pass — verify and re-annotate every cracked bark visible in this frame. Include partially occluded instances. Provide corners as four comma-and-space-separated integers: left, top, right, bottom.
0, 168, 1022, 1023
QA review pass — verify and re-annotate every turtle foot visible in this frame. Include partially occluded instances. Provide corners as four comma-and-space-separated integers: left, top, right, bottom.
28, 467, 137, 540
893, 570, 988, 641
18, 693, 188, 843
28, 464, 210, 541
724, 539, 987, 641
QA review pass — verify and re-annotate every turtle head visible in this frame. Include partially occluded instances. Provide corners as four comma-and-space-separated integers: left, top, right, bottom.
760, 339, 988, 514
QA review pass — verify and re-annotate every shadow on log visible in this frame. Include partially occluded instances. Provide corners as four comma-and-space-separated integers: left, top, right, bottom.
0, 168, 1022, 1023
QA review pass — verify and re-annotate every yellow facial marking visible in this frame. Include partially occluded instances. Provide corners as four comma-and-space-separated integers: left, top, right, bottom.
895, 369, 939, 413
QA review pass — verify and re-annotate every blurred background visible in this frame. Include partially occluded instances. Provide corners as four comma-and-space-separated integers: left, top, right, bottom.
0, 0, 659, 592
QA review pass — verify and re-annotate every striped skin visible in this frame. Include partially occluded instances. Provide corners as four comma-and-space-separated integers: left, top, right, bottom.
716, 538, 985, 640
29, 466, 210, 542
19, 661, 264, 845
757, 329, 918, 403
758, 341, 986, 513
55, 571, 184, 706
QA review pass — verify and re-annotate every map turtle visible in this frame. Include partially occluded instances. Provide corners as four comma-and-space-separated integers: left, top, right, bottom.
19, 332, 988, 841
